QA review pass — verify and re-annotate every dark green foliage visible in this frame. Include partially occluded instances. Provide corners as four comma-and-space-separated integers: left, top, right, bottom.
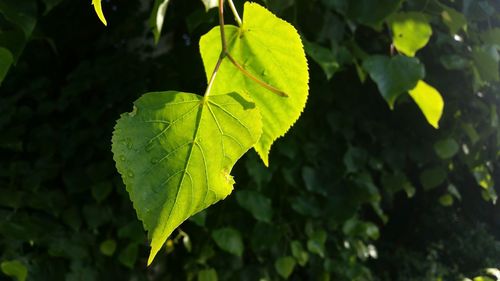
0, 0, 499, 280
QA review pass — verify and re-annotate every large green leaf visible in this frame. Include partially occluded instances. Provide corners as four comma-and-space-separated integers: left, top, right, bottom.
363, 55, 425, 108
200, 2, 309, 166
388, 12, 432, 57
112, 91, 262, 265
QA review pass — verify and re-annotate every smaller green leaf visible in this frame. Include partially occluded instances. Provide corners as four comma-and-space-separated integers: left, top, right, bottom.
275, 256, 296, 279
439, 194, 454, 207
200, 0, 218, 11
290, 241, 309, 266
481, 28, 500, 46
307, 231, 327, 258
473, 165, 494, 190
388, 12, 432, 57
149, 0, 171, 44
473, 277, 495, 281
212, 227, 244, 257
1, 260, 27, 281
198, 268, 218, 281
363, 55, 425, 108
303, 40, 340, 80
99, 239, 117, 256
91, 181, 113, 203
91, 0, 107, 26
408, 80, 444, 129
440, 5, 467, 34
236, 190, 273, 222
472, 45, 500, 83
118, 244, 139, 269
434, 138, 459, 159
420, 166, 447, 190
0, 47, 13, 85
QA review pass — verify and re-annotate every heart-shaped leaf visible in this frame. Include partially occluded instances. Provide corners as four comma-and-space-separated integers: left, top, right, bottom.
388, 12, 432, 57
200, 2, 309, 166
363, 55, 424, 108
112, 91, 262, 265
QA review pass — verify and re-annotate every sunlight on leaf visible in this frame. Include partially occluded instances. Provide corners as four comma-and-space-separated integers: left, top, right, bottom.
1, 260, 27, 281
149, 0, 171, 44
200, 2, 309, 166
408, 80, 444, 129
92, 0, 107, 26
112, 91, 262, 265
389, 12, 432, 57
200, 0, 218, 11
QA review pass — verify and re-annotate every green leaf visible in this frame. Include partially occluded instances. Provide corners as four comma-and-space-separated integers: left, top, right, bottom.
346, 0, 402, 27
472, 45, 500, 83
290, 241, 309, 266
481, 28, 500, 46
408, 80, 444, 129
149, 0, 171, 44
99, 239, 117, 256
388, 12, 432, 57
420, 166, 447, 190
212, 227, 244, 257
434, 138, 459, 159
0, 48, 13, 86
198, 268, 218, 281
307, 230, 327, 258
363, 55, 425, 108
0, 0, 37, 38
303, 40, 340, 80
439, 194, 454, 207
91, 0, 107, 26
200, 0, 218, 11
118, 243, 138, 269
236, 190, 273, 222
1, 260, 27, 281
440, 5, 467, 34
200, 2, 309, 165
274, 256, 296, 279
112, 91, 261, 265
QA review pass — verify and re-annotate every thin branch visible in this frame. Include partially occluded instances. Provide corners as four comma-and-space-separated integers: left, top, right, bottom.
226, 53, 288, 97
218, 0, 227, 52
227, 0, 242, 26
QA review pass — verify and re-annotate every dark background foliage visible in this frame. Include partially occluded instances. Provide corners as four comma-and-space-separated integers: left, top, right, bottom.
0, 0, 499, 280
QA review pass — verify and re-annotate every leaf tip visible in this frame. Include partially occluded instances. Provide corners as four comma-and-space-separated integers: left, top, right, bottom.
92, 0, 108, 26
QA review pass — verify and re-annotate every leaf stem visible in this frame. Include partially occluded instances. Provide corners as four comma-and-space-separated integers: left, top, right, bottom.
205, 0, 287, 98
218, 0, 227, 52
226, 53, 288, 97
204, 53, 225, 97
205, 0, 227, 97
227, 0, 242, 26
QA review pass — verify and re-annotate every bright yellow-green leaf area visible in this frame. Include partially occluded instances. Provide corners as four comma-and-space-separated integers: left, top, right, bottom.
112, 92, 262, 265
389, 12, 432, 57
200, 2, 309, 166
92, 0, 107, 26
408, 80, 444, 129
